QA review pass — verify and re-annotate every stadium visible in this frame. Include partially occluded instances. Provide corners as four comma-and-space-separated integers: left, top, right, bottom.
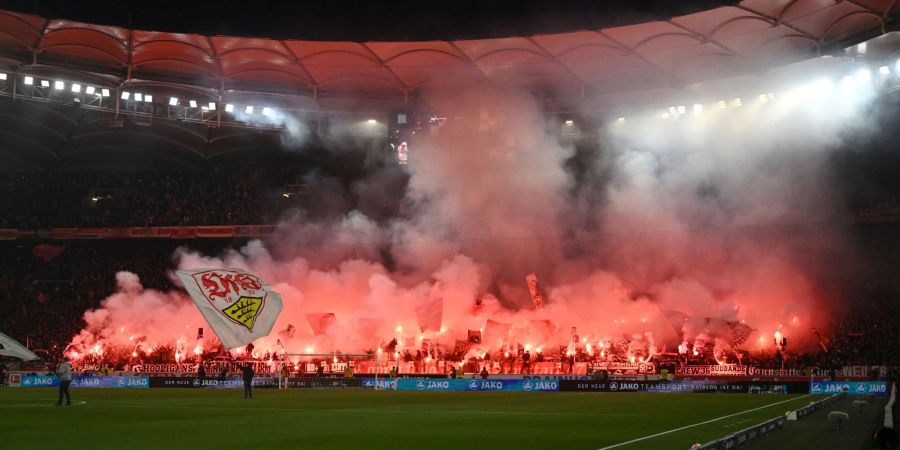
0, 0, 899, 448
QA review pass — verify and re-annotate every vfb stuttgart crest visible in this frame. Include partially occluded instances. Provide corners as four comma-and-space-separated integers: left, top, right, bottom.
192, 270, 268, 332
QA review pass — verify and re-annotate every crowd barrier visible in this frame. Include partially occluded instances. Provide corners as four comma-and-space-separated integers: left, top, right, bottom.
558, 380, 809, 394
20, 375, 149, 389
394, 378, 560, 392
809, 381, 889, 396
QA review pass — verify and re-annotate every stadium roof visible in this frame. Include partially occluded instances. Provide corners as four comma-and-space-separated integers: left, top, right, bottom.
0, 1, 897, 170
0, 1, 896, 105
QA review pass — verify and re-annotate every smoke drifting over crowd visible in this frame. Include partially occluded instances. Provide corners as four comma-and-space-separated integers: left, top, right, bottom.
68, 61, 883, 364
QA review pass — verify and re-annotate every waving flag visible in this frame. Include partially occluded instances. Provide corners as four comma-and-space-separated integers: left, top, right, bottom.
525, 273, 545, 310
176, 269, 283, 349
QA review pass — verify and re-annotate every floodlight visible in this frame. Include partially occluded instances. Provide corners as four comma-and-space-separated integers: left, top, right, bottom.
730, 98, 742, 107
668, 106, 677, 114
0, 73, 6, 81
208, 102, 216, 110
677, 105, 686, 114
41, 80, 50, 88
85, 86, 95, 95
692, 104, 703, 113
189, 100, 197, 108
856, 69, 871, 82
224, 103, 234, 112
169, 97, 178, 106
134, 93, 143, 102
54, 80, 64, 90
245, 105, 254, 114
367, 118, 376, 124
564, 119, 574, 126
144, 95, 153, 103
262, 107, 272, 116
616, 117, 625, 122
71, 83, 81, 93
101, 89, 110, 97
717, 100, 727, 110
879, 66, 890, 75
24, 76, 33, 85
896, 59, 900, 72
121, 91, 130, 100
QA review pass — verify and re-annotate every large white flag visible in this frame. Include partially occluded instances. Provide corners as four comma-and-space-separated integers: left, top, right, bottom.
176, 269, 283, 349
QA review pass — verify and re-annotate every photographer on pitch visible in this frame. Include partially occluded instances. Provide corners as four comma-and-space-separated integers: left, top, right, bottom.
55, 357, 72, 406
242, 362, 254, 399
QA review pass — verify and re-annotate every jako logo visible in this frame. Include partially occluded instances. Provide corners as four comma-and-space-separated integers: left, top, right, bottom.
856, 384, 867, 394
427, 381, 449, 389
609, 382, 619, 391
523, 381, 533, 391
416, 380, 425, 389
812, 384, 822, 393
469, 381, 478, 390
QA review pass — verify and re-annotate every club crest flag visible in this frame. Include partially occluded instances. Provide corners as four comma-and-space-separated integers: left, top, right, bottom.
177, 269, 283, 349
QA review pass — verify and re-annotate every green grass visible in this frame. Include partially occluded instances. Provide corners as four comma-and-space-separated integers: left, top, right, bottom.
0, 388, 824, 450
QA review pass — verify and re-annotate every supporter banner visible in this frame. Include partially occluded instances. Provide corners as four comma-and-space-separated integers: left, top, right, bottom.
123, 361, 273, 375
809, 381, 888, 396
395, 378, 559, 392
559, 380, 808, 394
675, 365, 749, 376
149, 376, 277, 388
20, 375, 149, 388
8, 226, 279, 241
592, 361, 657, 375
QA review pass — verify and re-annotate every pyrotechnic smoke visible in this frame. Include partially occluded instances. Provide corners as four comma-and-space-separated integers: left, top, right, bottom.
69, 62, 882, 362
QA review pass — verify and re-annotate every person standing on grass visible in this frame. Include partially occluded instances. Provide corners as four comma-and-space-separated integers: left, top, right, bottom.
55, 357, 72, 406
242, 363, 254, 399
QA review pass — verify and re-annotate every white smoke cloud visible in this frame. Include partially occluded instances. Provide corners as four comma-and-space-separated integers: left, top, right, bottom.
70, 58, 885, 360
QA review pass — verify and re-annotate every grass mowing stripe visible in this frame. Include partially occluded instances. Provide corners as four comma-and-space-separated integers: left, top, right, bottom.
596, 394, 811, 450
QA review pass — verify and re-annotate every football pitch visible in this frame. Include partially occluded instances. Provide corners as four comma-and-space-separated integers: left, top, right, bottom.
0, 388, 823, 450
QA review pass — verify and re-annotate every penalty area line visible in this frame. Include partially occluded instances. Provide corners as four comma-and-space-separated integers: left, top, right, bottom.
596, 394, 811, 450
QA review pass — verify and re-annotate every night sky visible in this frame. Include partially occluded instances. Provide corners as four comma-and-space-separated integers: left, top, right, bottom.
3, 0, 739, 41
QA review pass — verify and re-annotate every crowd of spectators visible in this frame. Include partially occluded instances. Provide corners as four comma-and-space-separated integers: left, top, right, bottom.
0, 168, 304, 229
2, 238, 900, 373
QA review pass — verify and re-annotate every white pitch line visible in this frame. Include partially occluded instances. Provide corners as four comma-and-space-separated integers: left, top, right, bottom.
597, 394, 811, 450
106, 404, 638, 417
0, 400, 87, 408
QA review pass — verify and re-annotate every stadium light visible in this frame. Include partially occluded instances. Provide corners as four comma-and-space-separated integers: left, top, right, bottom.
0, 73, 6, 81
692, 104, 703, 113
245, 105, 254, 114
668, 106, 677, 115
856, 68, 872, 82
71, 83, 81, 93
879, 65, 890, 75
730, 98, 742, 108
224, 103, 234, 112
101, 88, 110, 97
677, 105, 686, 114
121, 91, 130, 100
262, 107, 272, 116
717, 100, 727, 110
41, 80, 50, 88
564, 119, 574, 126
169, 97, 178, 106
189, 100, 197, 108
134, 93, 143, 102
24, 76, 33, 85
208, 102, 216, 111
616, 117, 625, 122
54, 80, 64, 90
144, 95, 153, 103
85, 86, 95, 95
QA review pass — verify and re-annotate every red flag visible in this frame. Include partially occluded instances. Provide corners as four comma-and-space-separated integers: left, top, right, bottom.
483, 319, 512, 345
306, 313, 336, 336
525, 273, 545, 310
32, 244, 66, 263
415, 282, 443, 332
468, 329, 482, 344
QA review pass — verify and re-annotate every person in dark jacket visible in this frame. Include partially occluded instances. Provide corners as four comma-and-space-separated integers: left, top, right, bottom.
242, 363, 254, 399
480, 366, 489, 379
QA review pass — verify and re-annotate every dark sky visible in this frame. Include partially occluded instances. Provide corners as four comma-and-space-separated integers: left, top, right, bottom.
4, 0, 739, 41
